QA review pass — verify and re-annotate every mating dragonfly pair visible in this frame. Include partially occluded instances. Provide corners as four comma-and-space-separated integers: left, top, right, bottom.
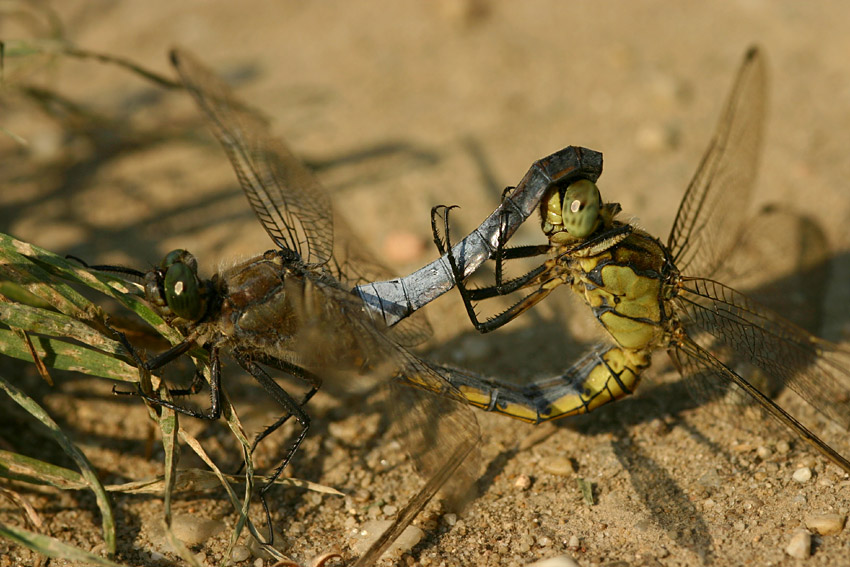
114, 47, 850, 559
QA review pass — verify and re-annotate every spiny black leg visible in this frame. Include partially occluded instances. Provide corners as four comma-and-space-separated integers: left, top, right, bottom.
435, 204, 550, 332
493, 201, 511, 292
108, 321, 222, 420
164, 367, 208, 397
433, 205, 490, 331
430, 204, 458, 256
465, 261, 548, 301
236, 355, 322, 472
234, 353, 312, 546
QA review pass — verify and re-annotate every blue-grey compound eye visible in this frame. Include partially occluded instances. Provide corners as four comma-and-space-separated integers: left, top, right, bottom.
561, 179, 601, 238
163, 261, 203, 321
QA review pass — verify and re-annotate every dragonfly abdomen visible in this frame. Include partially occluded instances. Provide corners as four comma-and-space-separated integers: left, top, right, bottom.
445, 344, 651, 423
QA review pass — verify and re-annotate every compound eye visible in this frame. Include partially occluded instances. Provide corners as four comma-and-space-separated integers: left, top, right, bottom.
561, 179, 601, 238
163, 261, 204, 321
161, 249, 197, 272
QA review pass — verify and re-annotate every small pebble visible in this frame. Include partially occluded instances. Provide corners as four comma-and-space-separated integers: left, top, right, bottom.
792, 467, 813, 483
248, 527, 283, 560
567, 535, 580, 549
254, 558, 264, 567
515, 474, 533, 490
230, 545, 251, 562
382, 505, 398, 516
785, 530, 812, 559
350, 520, 424, 558
443, 513, 457, 526
756, 446, 772, 459
169, 513, 225, 546
539, 456, 575, 477
805, 513, 846, 536
776, 440, 791, 454
523, 555, 581, 567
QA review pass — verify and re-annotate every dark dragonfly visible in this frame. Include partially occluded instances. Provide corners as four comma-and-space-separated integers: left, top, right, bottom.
109, 49, 496, 555
434, 47, 850, 474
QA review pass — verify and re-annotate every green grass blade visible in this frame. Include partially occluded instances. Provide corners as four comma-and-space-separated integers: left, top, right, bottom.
0, 330, 138, 382
0, 522, 129, 567
0, 374, 116, 554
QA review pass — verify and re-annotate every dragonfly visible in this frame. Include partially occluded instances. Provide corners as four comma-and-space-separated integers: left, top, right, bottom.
100, 48, 503, 556
79, 46, 609, 560
432, 47, 850, 474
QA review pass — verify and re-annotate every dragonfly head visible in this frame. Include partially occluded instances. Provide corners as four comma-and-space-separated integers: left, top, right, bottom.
542, 178, 603, 242
145, 249, 209, 323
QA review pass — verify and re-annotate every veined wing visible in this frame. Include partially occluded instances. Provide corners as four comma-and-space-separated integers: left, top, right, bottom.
170, 48, 334, 268
288, 279, 481, 507
171, 49, 432, 345
330, 208, 434, 346
669, 334, 850, 473
673, 276, 850, 430
668, 47, 767, 278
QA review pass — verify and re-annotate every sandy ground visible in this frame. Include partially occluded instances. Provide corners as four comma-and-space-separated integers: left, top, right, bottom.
2, 1, 850, 565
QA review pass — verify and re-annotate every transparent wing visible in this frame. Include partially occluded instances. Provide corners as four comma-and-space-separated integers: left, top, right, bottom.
668, 47, 767, 278
330, 210, 434, 346
673, 276, 850, 430
171, 49, 432, 343
285, 280, 481, 506
669, 334, 850, 472
170, 48, 334, 267
388, 351, 482, 510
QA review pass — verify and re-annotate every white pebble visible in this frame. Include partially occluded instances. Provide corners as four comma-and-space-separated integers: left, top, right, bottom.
169, 514, 225, 546
805, 513, 846, 536
792, 467, 813, 483
349, 520, 424, 558
230, 545, 251, 562
785, 530, 812, 559
515, 474, 532, 490
523, 555, 581, 567
539, 457, 575, 477
382, 505, 398, 516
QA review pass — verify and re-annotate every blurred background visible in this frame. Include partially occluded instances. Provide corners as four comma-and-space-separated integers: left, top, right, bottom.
2, 1, 850, 565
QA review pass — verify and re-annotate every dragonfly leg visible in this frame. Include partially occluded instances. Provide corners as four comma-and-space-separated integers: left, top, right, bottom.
108, 323, 223, 420
237, 353, 322, 456
232, 351, 313, 546
431, 205, 554, 332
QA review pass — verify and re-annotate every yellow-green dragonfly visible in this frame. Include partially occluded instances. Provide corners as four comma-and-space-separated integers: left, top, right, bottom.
434, 47, 850, 474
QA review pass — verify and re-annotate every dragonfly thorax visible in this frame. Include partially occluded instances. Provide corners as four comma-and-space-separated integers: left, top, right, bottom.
566, 229, 673, 351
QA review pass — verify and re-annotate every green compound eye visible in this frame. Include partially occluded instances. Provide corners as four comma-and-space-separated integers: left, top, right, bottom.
163, 260, 204, 321
561, 179, 601, 238
161, 249, 197, 272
